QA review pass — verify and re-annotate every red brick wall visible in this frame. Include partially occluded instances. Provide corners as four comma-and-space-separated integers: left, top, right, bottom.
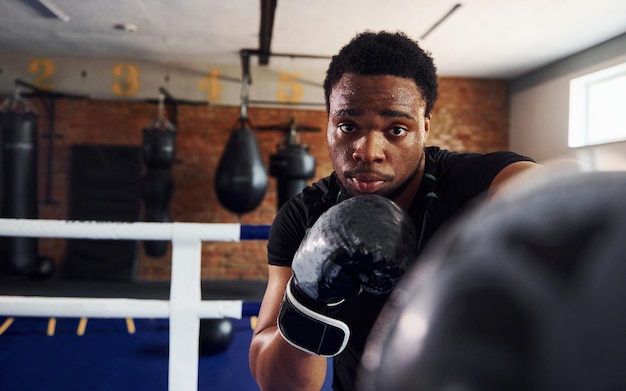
1, 77, 509, 281
430, 78, 510, 151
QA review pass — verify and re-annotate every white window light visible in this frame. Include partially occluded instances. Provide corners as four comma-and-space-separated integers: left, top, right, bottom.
568, 61, 626, 148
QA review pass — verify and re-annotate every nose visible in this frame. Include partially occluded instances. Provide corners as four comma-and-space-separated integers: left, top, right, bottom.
352, 132, 386, 163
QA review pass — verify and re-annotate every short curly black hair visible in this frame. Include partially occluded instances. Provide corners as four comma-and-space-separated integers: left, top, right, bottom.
323, 30, 438, 116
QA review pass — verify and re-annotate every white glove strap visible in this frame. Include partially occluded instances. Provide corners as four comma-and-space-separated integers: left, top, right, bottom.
277, 279, 350, 357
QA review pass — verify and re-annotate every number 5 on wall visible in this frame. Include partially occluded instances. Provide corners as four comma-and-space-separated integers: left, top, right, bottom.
277, 73, 303, 103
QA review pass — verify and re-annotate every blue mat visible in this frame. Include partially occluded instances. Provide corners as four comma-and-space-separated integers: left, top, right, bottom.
0, 316, 333, 390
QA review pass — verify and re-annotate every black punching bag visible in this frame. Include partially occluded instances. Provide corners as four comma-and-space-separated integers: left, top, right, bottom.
270, 135, 315, 209
143, 123, 176, 170
141, 118, 176, 257
215, 117, 268, 214
0, 95, 40, 275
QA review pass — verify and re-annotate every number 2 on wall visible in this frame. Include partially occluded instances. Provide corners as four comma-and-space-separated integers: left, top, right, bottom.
28, 58, 56, 90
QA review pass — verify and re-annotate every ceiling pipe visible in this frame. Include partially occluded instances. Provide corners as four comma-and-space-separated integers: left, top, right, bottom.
256, 0, 332, 67
240, 48, 331, 85
37, 0, 70, 22
420, 3, 462, 40
238, 48, 330, 109
258, 0, 278, 65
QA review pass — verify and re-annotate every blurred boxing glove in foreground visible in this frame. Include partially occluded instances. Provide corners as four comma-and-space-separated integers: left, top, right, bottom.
359, 170, 626, 391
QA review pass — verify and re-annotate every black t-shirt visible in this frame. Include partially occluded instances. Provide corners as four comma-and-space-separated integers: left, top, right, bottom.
267, 146, 534, 390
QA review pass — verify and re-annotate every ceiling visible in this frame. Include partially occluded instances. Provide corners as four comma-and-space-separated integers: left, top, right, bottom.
1, 0, 626, 80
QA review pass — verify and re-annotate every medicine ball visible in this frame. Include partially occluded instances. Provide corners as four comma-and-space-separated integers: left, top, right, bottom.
359, 170, 626, 391
27, 256, 56, 280
199, 318, 234, 356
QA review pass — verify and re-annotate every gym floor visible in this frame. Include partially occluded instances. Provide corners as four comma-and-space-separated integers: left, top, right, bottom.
0, 279, 334, 390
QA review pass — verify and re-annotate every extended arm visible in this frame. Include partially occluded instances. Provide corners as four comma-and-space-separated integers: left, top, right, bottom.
249, 265, 327, 391
488, 160, 539, 198
250, 195, 417, 390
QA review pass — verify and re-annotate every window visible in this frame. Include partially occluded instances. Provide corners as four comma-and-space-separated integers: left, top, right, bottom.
568, 61, 626, 148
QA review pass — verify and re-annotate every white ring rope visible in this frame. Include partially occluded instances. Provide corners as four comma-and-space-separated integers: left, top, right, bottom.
0, 218, 260, 391
0, 218, 240, 241
0, 296, 243, 318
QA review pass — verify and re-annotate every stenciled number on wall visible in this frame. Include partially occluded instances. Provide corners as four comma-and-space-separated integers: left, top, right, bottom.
198, 68, 224, 101
28, 58, 56, 90
111, 63, 140, 97
277, 73, 304, 103
20, 59, 310, 103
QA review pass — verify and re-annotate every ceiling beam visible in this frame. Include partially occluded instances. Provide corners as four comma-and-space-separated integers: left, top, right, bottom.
258, 0, 277, 65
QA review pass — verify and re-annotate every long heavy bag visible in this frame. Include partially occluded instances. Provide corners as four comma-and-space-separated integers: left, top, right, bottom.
0, 110, 39, 274
141, 169, 173, 257
141, 125, 176, 256
215, 125, 268, 214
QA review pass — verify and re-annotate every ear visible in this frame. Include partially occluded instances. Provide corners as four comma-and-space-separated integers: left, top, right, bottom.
423, 113, 432, 140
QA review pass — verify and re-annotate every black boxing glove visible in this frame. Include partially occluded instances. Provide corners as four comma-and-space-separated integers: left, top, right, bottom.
277, 195, 418, 356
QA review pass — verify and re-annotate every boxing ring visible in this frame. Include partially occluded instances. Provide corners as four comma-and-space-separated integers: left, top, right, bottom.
0, 218, 270, 391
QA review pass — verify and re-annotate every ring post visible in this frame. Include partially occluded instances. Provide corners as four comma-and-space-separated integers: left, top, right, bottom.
0, 219, 267, 391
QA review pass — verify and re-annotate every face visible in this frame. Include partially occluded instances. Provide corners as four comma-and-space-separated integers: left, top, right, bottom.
327, 73, 430, 207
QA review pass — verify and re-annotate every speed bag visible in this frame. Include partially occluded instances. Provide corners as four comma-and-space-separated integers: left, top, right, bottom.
215, 126, 268, 214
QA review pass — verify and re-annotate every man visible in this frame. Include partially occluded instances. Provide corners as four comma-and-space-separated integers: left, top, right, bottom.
249, 30, 537, 391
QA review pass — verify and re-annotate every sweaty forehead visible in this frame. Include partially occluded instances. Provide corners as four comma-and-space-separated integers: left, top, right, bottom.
329, 73, 425, 115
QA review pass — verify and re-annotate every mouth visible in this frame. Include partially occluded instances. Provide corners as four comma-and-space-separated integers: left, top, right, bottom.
347, 173, 389, 194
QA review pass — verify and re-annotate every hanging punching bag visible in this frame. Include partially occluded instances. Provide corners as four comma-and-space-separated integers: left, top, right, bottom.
141, 116, 176, 257
215, 117, 268, 214
143, 124, 177, 170
141, 169, 173, 256
259, 119, 318, 210
270, 144, 315, 209
0, 94, 40, 275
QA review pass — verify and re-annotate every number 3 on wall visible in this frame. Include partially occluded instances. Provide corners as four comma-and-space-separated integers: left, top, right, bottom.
112, 63, 140, 96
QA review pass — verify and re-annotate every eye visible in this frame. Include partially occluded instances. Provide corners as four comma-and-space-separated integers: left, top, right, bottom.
388, 126, 407, 137
338, 123, 356, 133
